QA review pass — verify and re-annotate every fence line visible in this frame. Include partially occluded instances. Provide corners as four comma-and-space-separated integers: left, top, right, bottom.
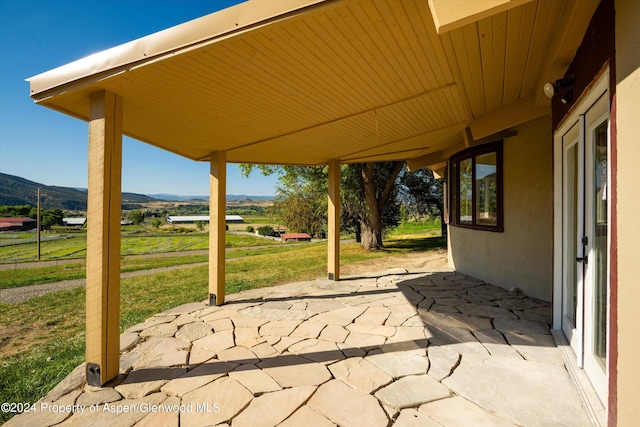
0, 235, 69, 247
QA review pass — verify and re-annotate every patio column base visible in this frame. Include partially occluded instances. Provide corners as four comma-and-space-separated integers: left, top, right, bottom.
209, 293, 218, 306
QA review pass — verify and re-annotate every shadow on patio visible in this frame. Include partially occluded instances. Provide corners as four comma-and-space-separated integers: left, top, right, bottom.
7, 270, 593, 427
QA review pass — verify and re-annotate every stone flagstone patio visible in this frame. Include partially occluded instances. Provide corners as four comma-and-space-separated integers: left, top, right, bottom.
6, 268, 593, 427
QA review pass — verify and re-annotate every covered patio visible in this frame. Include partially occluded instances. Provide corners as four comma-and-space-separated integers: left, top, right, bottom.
26, 0, 598, 387
6, 267, 593, 426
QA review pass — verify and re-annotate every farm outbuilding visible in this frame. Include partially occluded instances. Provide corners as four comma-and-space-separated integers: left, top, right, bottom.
26, 0, 640, 423
280, 233, 312, 242
0, 217, 37, 232
62, 217, 87, 227
166, 215, 244, 224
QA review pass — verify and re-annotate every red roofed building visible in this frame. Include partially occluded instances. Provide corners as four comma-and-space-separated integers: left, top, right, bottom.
0, 217, 37, 232
280, 233, 312, 243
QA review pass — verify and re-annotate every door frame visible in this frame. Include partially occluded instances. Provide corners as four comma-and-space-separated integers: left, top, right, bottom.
559, 119, 584, 362
553, 69, 610, 405
582, 90, 610, 402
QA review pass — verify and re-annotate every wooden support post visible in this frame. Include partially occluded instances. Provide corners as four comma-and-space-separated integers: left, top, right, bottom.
328, 159, 340, 280
209, 152, 226, 306
85, 90, 122, 386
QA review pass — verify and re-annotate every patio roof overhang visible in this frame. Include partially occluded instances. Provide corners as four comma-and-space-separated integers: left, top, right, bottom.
27, 0, 602, 387
27, 0, 599, 171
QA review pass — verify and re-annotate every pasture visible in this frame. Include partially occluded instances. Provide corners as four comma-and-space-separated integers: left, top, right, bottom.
0, 219, 442, 423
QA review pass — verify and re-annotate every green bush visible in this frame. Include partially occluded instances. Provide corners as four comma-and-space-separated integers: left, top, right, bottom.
257, 225, 274, 236
245, 226, 255, 233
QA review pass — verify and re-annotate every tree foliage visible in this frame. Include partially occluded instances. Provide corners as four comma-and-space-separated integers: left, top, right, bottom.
241, 162, 403, 250
257, 225, 275, 236
128, 210, 145, 225
0, 204, 63, 228
269, 192, 326, 237
240, 161, 443, 250
41, 209, 64, 228
354, 162, 404, 249
0, 204, 33, 218
399, 168, 445, 238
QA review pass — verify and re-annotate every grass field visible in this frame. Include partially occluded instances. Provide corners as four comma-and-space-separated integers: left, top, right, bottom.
0, 244, 319, 290
0, 220, 442, 423
388, 217, 442, 237
0, 232, 282, 264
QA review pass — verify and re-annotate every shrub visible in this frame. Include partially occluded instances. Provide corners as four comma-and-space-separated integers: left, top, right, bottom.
128, 210, 145, 225
245, 226, 255, 233
257, 225, 274, 236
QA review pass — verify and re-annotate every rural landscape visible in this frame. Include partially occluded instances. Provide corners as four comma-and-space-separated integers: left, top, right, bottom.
0, 172, 445, 423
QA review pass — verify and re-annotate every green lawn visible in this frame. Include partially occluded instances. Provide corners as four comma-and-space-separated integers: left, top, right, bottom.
0, 254, 209, 290
0, 219, 440, 264
387, 218, 441, 237
0, 244, 313, 291
0, 233, 283, 264
0, 236, 445, 423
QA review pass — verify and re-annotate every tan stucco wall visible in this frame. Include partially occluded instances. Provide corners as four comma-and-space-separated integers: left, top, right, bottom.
448, 122, 553, 301
614, 0, 640, 424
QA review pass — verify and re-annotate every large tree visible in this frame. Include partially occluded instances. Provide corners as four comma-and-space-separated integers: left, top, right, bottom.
128, 210, 145, 225
270, 192, 326, 237
398, 168, 446, 238
41, 209, 64, 228
240, 161, 404, 250
353, 162, 404, 249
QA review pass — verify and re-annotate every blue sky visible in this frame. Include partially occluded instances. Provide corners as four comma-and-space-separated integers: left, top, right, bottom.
0, 0, 279, 196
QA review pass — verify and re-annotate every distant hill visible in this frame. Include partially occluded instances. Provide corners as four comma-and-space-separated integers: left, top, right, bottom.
228, 194, 274, 201
148, 193, 274, 202
147, 193, 208, 202
0, 173, 274, 211
0, 173, 159, 211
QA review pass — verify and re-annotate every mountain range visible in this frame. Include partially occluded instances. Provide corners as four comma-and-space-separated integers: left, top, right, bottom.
0, 173, 273, 211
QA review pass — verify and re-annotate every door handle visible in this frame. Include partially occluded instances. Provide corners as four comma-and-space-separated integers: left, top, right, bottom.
576, 256, 588, 264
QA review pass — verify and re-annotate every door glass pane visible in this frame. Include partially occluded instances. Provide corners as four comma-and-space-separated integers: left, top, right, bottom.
592, 121, 608, 370
451, 162, 458, 223
459, 158, 472, 224
566, 143, 579, 325
475, 152, 497, 226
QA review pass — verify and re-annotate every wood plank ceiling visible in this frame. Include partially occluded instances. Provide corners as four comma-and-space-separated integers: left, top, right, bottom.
31, 0, 592, 168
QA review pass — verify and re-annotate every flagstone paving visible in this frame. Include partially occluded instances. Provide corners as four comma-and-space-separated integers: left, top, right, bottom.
6, 270, 593, 427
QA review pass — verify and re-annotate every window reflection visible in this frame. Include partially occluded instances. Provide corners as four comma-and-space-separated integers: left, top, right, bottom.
475, 152, 497, 226
449, 141, 503, 231
460, 158, 472, 224
593, 121, 608, 369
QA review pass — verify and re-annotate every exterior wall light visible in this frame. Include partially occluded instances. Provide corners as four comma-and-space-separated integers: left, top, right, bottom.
543, 75, 575, 104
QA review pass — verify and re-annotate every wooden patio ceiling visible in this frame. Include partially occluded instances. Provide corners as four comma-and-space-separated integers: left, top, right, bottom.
28, 0, 598, 169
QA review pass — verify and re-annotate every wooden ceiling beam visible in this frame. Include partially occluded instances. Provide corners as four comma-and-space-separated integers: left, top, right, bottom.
428, 162, 448, 179
428, 0, 533, 34
463, 127, 517, 147
407, 125, 516, 172
469, 95, 549, 140
407, 138, 465, 171
338, 122, 466, 161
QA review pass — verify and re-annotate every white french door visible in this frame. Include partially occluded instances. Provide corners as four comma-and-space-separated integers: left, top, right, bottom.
557, 71, 609, 405
561, 119, 583, 359
582, 89, 609, 402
